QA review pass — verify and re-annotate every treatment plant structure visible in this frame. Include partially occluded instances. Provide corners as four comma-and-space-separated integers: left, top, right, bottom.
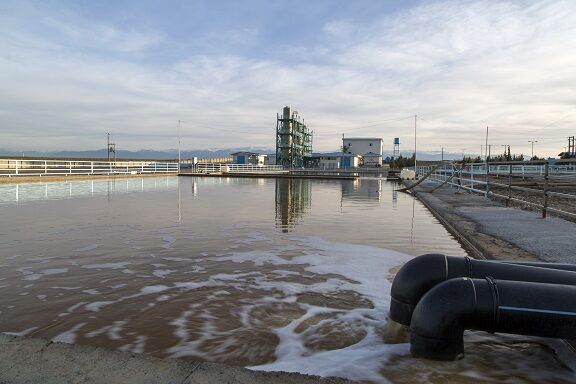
276, 106, 313, 167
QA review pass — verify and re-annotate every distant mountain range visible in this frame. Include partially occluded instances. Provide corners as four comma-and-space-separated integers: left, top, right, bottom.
0, 148, 466, 161
0, 148, 275, 160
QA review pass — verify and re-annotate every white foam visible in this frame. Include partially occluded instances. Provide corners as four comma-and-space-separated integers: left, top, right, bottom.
23, 268, 69, 281
52, 323, 86, 344
245, 236, 411, 383
152, 269, 177, 278
82, 262, 130, 270
73, 244, 101, 252
4, 326, 38, 336
212, 250, 291, 267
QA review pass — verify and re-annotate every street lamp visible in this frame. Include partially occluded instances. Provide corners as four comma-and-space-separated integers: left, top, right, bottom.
177, 120, 184, 172
528, 140, 538, 160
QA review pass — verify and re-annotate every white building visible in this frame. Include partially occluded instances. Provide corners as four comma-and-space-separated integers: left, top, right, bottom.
308, 153, 361, 169
231, 152, 266, 165
342, 137, 383, 165
363, 152, 383, 167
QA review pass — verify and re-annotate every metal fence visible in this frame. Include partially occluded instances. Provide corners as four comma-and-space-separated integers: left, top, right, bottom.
417, 161, 576, 219
187, 163, 286, 174
0, 158, 178, 177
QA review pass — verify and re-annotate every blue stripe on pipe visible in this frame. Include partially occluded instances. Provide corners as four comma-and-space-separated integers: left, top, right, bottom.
499, 306, 576, 317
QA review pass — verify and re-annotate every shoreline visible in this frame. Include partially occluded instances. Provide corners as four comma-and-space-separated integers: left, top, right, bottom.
0, 333, 354, 384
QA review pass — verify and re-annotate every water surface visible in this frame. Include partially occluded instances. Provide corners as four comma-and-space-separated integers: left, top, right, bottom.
0, 176, 573, 383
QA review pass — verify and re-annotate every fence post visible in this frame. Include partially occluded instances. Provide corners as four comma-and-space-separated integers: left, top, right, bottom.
507, 164, 512, 207
485, 163, 490, 197
110, 162, 113, 174
141, 162, 144, 173
470, 164, 475, 190
15, 160, 19, 175
44, 160, 48, 175
91, 162, 94, 174
69, 161, 72, 174
522, 165, 525, 180
154, 163, 157, 173
542, 161, 549, 218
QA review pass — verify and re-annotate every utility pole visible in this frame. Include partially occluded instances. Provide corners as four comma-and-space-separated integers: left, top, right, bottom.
106, 132, 111, 161
106, 132, 116, 162
441, 147, 444, 162
528, 140, 538, 160
414, 114, 417, 173
178, 120, 182, 172
485, 126, 489, 161
568, 136, 575, 157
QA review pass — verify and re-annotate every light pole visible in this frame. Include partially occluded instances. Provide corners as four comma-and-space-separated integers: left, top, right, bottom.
528, 140, 538, 160
106, 132, 111, 161
177, 120, 183, 172
414, 114, 417, 173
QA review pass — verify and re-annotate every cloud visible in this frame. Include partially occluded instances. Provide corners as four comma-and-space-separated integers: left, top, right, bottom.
0, 0, 575, 156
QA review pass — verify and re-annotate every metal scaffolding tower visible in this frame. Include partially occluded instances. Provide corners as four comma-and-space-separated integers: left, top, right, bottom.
276, 106, 312, 167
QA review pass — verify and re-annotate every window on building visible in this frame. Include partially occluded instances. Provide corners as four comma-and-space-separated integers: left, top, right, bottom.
348, 143, 351, 146
370, 143, 372, 146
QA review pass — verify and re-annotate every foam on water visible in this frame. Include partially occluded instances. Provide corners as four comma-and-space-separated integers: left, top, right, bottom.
82, 262, 130, 270
204, 236, 411, 382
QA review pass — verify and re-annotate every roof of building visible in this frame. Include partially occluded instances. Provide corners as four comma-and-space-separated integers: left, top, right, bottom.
342, 137, 383, 141
230, 151, 261, 156
309, 152, 361, 158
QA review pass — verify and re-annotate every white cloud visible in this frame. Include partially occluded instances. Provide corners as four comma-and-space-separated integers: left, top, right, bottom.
0, 1, 575, 157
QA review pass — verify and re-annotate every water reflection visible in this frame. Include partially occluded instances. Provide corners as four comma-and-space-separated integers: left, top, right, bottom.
0, 177, 178, 204
341, 179, 383, 202
275, 178, 312, 232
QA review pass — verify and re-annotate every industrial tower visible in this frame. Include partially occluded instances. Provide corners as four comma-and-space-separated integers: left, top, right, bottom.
276, 106, 313, 167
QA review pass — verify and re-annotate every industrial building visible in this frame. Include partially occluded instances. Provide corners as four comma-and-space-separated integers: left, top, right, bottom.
276, 106, 313, 167
231, 152, 266, 165
342, 137, 383, 166
305, 152, 361, 169
363, 152, 383, 167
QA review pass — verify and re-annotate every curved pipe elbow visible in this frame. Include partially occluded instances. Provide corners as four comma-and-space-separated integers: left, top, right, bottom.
410, 278, 491, 361
390, 254, 576, 327
390, 254, 448, 325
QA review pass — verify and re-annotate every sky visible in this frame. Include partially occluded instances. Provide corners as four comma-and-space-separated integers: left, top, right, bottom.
1, 0, 575, 157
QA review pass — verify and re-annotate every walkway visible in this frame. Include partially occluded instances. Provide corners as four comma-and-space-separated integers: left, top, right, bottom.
408, 180, 576, 263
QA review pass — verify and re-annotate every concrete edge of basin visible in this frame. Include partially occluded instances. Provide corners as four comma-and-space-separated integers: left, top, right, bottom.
0, 333, 357, 384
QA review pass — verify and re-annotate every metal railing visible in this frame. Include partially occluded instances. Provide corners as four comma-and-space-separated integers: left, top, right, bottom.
0, 158, 178, 177
417, 161, 576, 219
186, 163, 286, 174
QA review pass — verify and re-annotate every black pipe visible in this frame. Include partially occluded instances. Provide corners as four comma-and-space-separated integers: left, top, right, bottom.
499, 260, 576, 272
390, 254, 576, 326
410, 277, 576, 360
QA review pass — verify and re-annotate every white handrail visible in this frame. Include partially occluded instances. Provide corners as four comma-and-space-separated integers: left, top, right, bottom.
0, 158, 179, 177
